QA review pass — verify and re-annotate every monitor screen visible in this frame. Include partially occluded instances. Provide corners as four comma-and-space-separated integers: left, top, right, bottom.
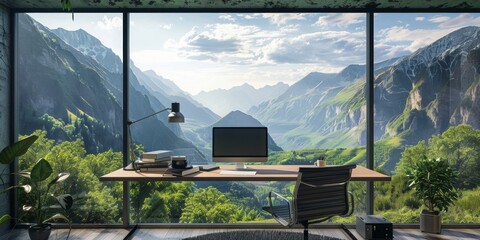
212, 127, 268, 162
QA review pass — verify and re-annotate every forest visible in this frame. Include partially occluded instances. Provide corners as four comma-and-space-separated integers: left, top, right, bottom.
15, 124, 480, 224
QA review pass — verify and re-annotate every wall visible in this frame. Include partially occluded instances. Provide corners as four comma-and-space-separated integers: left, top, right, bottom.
0, 4, 10, 235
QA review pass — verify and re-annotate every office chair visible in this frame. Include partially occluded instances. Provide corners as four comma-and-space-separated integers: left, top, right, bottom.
262, 164, 357, 240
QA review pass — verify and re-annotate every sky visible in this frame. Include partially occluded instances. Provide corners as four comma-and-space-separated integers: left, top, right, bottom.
28, 13, 480, 95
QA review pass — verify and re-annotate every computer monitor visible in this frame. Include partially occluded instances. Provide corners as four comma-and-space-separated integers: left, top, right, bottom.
212, 127, 268, 170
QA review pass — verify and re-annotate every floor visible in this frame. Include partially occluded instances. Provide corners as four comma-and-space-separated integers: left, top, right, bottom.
3, 227, 480, 240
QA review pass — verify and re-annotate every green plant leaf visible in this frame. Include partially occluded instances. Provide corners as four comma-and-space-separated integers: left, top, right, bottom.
31, 158, 52, 182
0, 135, 38, 164
43, 213, 69, 224
0, 214, 10, 225
57, 194, 74, 210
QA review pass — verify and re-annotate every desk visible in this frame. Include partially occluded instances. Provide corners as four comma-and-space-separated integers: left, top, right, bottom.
100, 165, 390, 182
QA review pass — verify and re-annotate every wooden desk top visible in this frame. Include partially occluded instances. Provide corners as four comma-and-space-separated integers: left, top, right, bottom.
100, 165, 391, 182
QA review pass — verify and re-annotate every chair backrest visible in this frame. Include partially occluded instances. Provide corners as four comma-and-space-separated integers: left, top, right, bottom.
293, 164, 356, 224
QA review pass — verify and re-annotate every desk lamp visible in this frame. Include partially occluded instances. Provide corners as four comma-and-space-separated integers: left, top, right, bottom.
125, 102, 184, 170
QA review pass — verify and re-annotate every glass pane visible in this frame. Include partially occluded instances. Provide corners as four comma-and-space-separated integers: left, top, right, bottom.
129, 13, 366, 223
374, 13, 480, 224
15, 13, 124, 224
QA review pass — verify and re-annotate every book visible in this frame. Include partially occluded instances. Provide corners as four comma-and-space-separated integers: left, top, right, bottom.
139, 167, 169, 172
141, 156, 171, 163
134, 159, 170, 169
142, 150, 173, 159
164, 166, 200, 177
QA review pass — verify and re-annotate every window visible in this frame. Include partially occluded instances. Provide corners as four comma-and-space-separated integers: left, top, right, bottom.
374, 13, 480, 224
15, 13, 124, 224
129, 13, 366, 223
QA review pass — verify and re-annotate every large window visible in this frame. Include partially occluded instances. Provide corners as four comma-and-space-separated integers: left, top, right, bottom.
373, 13, 480, 223
15, 13, 124, 224
13, 11, 479, 226
128, 13, 366, 223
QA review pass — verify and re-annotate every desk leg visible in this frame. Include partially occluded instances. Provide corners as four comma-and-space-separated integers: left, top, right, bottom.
123, 224, 138, 240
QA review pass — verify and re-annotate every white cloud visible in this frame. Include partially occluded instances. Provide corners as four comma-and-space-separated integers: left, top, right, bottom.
161, 24, 172, 30
375, 25, 453, 62
96, 16, 122, 30
429, 16, 451, 23
438, 13, 480, 28
315, 13, 365, 28
219, 14, 236, 22
415, 17, 425, 21
261, 13, 306, 25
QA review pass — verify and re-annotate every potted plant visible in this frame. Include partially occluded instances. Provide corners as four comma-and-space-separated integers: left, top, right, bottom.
0, 135, 39, 226
1, 135, 74, 240
407, 157, 458, 234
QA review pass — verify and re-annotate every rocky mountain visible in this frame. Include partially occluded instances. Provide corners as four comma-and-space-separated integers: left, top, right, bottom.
18, 14, 208, 163
375, 26, 480, 142
51, 28, 122, 74
194, 82, 289, 117
250, 26, 480, 155
247, 68, 363, 149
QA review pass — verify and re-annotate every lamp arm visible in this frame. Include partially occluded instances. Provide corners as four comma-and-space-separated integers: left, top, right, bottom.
128, 108, 171, 125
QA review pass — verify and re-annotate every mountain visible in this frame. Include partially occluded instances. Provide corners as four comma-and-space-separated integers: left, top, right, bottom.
247, 69, 362, 148
131, 66, 220, 129
375, 26, 480, 142
51, 28, 122, 74
191, 110, 283, 159
19, 14, 208, 163
250, 26, 480, 170
194, 82, 289, 117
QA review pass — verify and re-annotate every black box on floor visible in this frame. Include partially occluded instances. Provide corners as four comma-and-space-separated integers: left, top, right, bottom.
356, 215, 393, 240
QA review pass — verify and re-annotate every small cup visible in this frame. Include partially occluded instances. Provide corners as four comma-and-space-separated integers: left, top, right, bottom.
315, 159, 326, 167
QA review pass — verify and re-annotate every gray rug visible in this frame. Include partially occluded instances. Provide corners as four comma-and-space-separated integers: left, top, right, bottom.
183, 230, 344, 240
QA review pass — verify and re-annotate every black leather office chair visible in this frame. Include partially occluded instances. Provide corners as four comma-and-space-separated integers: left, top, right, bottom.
262, 164, 357, 240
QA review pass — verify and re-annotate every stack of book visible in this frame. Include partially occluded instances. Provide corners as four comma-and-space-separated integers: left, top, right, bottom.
135, 150, 172, 172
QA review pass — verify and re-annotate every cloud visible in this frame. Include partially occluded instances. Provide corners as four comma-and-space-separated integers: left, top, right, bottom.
415, 17, 425, 21
161, 24, 172, 30
375, 25, 453, 62
260, 13, 306, 25
438, 13, 480, 28
429, 16, 451, 23
260, 30, 365, 66
219, 14, 236, 22
97, 16, 122, 30
315, 13, 365, 28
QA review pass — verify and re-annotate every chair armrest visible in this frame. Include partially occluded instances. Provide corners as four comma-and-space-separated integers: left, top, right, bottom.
267, 191, 294, 226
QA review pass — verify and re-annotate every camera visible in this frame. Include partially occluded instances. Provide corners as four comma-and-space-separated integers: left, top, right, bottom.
171, 156, 188, 169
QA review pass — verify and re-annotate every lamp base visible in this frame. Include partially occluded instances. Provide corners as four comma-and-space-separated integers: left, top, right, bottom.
124, 163, 136, 171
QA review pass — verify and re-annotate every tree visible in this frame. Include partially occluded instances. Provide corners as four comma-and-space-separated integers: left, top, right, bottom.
180, 187, 241, 223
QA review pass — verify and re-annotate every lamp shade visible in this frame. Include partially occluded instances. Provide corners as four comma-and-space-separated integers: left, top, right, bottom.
167, 102, 184, 123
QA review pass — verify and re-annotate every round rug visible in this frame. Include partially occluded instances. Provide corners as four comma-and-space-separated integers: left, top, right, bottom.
183, 230, 344, 240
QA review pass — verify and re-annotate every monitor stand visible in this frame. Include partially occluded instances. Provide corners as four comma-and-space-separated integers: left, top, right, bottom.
235, 162, 251, 170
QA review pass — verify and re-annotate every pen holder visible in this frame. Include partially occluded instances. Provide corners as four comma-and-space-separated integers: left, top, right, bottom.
315, 159, 326, 167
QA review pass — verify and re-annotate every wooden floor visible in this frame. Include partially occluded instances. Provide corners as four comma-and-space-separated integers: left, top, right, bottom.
3, 227, 480, 240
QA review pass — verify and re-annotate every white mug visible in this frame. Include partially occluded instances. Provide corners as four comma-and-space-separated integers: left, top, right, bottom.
315, 159, 326, 167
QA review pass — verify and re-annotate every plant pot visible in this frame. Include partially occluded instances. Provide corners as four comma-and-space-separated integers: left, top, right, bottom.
28, 224, 52, 240
420, 210, 441, 234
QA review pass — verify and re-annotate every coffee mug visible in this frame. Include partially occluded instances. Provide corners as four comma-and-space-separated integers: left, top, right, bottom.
315, 159, 326, 167
172, 159, 188, 169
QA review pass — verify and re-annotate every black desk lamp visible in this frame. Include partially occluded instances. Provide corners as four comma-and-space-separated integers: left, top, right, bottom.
125, 102, 184, 170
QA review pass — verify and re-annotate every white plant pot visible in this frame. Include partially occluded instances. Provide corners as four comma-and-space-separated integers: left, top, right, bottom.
420, 210, 441, 234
